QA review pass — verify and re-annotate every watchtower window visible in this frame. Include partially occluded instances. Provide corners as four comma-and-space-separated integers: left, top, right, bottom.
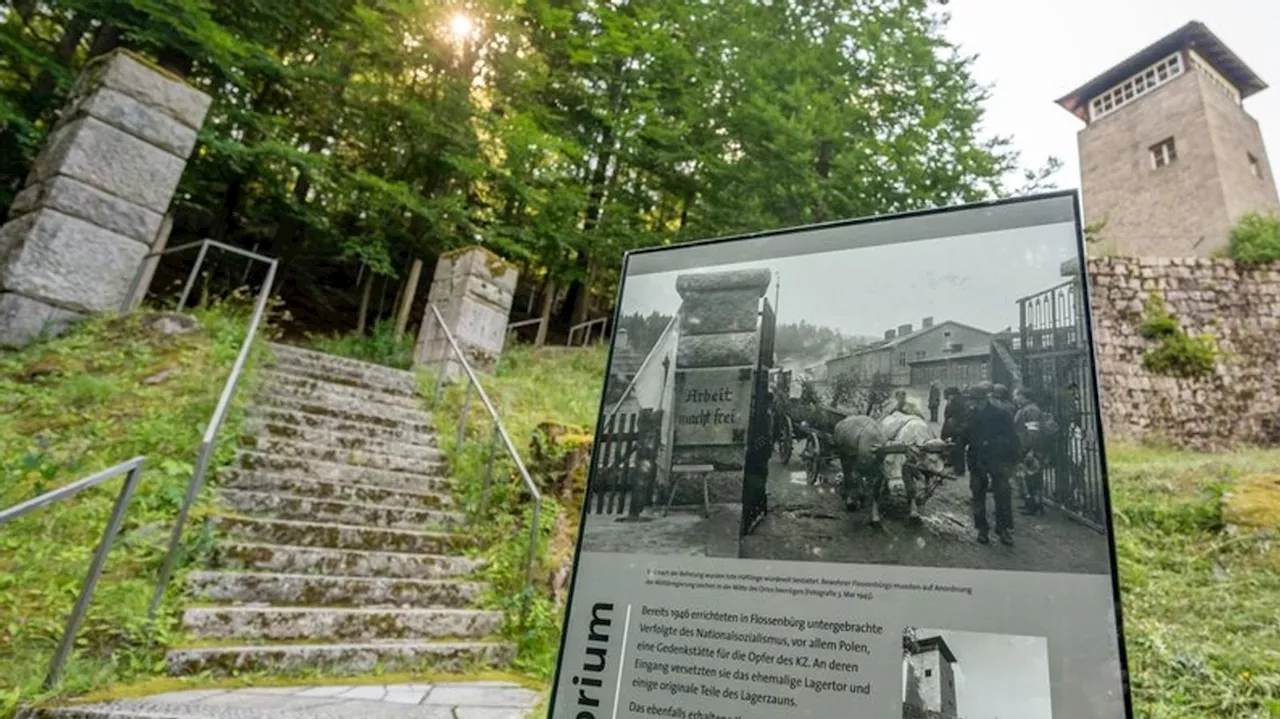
1089, 53, 1183, 121
1150, 138, 1177, 169
1249, 153, 1263, 179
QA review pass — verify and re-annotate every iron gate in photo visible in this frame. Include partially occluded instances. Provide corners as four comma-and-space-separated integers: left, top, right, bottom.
742, 297, 777, 536
1017, 279, 1107, 533
588, 408, 663, 519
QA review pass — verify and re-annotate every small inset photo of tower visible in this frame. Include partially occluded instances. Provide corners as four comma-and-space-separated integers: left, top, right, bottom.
1056, 21, 1280, 257
902, 627, 1053, 719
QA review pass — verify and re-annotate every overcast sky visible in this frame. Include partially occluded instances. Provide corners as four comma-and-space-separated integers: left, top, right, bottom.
927, 628, 1053, 719
944, 2, 1280, 192
619, 222, 1076, 338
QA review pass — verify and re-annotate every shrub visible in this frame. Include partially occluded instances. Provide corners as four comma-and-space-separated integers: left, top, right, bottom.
1226, 211, 1280, 267
304, 319, 414, 369
1139, 293, 1219, 378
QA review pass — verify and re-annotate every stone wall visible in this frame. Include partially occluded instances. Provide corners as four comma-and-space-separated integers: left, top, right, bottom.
1087, 256, 1280, 449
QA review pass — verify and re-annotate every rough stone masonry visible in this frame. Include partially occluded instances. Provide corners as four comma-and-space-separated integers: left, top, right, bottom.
669, 268, 771, 505
1087, 256, 1280, 449
0, 49, 211, 348
414, 246, 518, 376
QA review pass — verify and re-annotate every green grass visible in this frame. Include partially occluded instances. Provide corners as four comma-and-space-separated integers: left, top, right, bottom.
304, 318, 414, 370
422, 344, 607, 681
0, 301, 269, 715
1108, 445, 1280, 718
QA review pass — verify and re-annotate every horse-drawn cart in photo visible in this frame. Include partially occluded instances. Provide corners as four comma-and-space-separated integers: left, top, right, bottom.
792, 400, 958, 513
768, 371, 830, 466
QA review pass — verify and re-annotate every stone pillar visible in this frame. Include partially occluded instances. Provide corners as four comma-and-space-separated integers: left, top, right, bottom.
0, 49, 212, 348
414, 246, 518, 375
669, 269, 771, 557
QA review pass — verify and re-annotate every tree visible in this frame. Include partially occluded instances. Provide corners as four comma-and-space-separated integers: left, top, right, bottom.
0, 0, 1030, 337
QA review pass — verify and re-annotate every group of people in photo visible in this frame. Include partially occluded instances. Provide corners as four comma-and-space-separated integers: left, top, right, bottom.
938, 382, 1060, 546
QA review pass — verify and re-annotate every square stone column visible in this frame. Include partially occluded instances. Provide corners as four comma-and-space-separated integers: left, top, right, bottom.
414, 246, 518, 376
668, 268, 771, 556
0, 49, 212, 348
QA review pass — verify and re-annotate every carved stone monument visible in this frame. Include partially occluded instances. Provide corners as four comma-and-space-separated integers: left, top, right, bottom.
668, 268, 771, 557
0, 49, 212, 348
414, 246, 518, 376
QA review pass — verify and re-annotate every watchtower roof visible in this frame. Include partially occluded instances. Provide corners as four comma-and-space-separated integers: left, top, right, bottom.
1056, 21, 1267, 122
909, 635, 957, 664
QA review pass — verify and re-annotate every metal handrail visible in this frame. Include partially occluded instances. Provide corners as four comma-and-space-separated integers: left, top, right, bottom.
0, 457, 147, 690
567, 316, 608, 346
146, 256, 280, 621
506, 317, 545, 334
121, 238, 276, 314
423, 304, 542, 589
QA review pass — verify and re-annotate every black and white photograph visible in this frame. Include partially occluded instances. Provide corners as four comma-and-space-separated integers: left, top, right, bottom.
578, 196, 1113, 574
902, 626, 1053, 719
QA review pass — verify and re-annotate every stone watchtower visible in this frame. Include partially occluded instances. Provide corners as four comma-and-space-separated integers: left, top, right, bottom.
1056, 21, 1280, 257
902, 634, 959, 719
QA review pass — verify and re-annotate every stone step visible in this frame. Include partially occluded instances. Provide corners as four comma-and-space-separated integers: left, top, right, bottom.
214, 542, 481, 580
186, 570, 486, 608
212, 516, 468, 555
266, 343, 421, 388
234, 450, 446, 490
260, 370, 425, 411
165, 640, 515, 677
222, 473, 452, 511
266, 361, 421, 396
219, 490, 464, 531
244, 430, 440, 462
246, 409, 438, 447
257, 371, 422, 411
182, 606, 504, 642
257, 391, 435, 430
241, 436, 444, 473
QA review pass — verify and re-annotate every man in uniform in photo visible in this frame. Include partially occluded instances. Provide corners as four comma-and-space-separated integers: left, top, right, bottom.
927, 381, 941, 423
967, 382, 1018, 546
940, 386, 968, 477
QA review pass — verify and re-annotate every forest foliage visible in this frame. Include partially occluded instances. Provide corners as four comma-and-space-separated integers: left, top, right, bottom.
0, 0, 1057, 334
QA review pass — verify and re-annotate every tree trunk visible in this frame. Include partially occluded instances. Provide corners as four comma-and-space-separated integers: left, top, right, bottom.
394, 259, 424, 339
573, 260, 598, 327
26, 13, 91, 122
536, 280, 556, 347
156, 47, 194, 78
127, 214, 175, 311
87, 23, 121, 58
14, 0, 38, 24
267, 56, 351, 260
375, 273, 390, 323
811, 139, 834, 222
356, 269, 374, 334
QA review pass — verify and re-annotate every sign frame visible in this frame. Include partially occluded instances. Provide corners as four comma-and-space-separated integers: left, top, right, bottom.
547, 190, 1133, 719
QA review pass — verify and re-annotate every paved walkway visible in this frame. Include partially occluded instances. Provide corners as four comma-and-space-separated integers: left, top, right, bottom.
31, 681, 540, 719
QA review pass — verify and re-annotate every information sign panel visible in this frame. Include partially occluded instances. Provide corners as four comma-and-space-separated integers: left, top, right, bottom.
550, 192, 1131, 719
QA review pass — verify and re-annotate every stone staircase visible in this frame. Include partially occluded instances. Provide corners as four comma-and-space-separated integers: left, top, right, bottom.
164, 342, 514, 676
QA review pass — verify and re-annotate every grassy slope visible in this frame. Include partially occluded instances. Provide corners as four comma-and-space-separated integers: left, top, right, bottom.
425, 345, 607, 682
1108, 445, 1279, 718
434, 348, 1278, 718
0, 305, 264, 715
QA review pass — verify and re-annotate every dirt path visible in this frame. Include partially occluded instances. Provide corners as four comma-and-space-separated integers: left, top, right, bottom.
740, 440, 1112, 574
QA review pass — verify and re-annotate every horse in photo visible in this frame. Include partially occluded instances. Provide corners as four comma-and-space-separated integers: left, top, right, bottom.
880, 411, 946, 523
